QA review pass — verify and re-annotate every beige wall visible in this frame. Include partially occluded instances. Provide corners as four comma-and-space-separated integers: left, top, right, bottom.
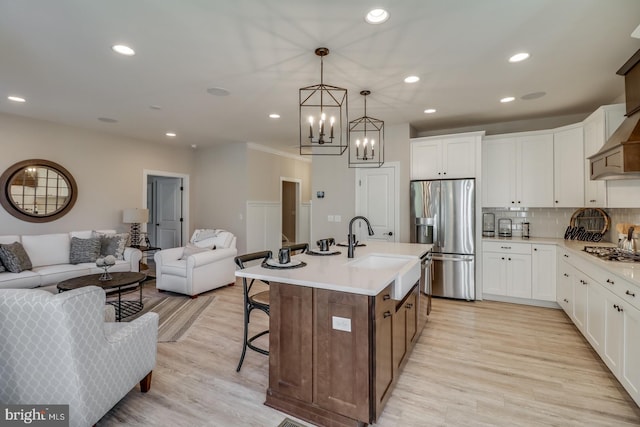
247, 146, 312, 202
0, 113, 194, 236
192, 143, 311, 254
192, 143, 248, 252
312, 123, 412, 243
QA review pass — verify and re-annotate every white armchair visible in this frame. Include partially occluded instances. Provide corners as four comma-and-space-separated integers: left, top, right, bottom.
0, 286, 158, 427
154, 229, 237, 296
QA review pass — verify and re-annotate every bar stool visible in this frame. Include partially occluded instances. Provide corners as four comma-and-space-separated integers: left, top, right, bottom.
285, 242, 309, 254
234, 250, 272, 372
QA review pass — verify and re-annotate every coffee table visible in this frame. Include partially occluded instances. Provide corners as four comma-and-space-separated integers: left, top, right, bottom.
57, 272, 147, 321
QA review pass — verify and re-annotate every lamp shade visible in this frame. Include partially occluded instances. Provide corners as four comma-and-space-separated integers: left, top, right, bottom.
122, 208, 149, 224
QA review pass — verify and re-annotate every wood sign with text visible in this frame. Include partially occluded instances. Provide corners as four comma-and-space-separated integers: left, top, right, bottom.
564, 226, 604, 242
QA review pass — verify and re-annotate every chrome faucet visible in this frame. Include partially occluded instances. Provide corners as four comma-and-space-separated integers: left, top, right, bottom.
348, 216, 375, 258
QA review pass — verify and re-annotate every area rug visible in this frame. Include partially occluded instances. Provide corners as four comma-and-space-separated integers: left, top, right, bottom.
129, 294, 215, 342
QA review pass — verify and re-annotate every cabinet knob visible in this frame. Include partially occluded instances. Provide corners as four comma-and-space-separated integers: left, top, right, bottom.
508, 257, 511, 261
383, 311, 392, 318
443, 172, 447, 175
501, 257, 505, 260
406, 303, 413, 309
564, 254, 569, 258
511, 201, 515, 204
438, 172, 441, 175
534, 248, 537, 251
383, 294, 390, 300
614, 304, 619, 309
626, 290, 636, 298
555, 200, 558, 203
500, 246, 511, 249
564, 298, 569, 303
564, 273, 569, 277
518, 201, 521, 204
589, 199, 596, 203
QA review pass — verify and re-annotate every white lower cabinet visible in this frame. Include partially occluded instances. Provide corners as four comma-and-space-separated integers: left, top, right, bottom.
621, 303, 640, 402
531, 244, 556, 301
482, 242, 531, 299
483, 241, 555, 303
557, 248, 640, 406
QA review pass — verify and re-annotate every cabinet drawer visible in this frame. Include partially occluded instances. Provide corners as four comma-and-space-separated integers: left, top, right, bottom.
483, 241, 531, 254
375, 285, 394, 319
601, 277, 640, 312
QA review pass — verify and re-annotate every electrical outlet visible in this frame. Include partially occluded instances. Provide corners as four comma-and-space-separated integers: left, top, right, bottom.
334, 215, 341, 222
328, 215, 334, 222
332, 316, 352, 332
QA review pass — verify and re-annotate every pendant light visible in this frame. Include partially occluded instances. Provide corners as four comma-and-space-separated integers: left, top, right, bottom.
299, 47, 348, 156
348, 90, 384, 168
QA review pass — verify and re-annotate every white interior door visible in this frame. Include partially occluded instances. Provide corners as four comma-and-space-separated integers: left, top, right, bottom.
155, 177, 183, 249
356, 164, 398, 242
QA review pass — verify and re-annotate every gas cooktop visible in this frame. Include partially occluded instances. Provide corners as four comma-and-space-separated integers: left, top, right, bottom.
583, 246, 640, 263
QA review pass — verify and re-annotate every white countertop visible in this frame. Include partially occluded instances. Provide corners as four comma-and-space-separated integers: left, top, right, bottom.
482, 236, 640, 287
235, 241, 432, 297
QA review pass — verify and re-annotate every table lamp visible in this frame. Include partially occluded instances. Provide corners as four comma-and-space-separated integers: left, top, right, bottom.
122, 208, 149, 247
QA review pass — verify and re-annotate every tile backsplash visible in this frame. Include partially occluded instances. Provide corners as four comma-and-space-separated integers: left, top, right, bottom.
482, 207, 640, 243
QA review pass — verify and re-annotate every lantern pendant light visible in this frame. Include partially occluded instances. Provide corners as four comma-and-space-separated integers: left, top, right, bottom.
299, 47, 348, 156
349, 90, 384, 168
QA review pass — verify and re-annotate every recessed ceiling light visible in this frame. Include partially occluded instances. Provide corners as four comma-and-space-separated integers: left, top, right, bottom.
509, 52, 530, 63
7, 96, 26, 103
521, 91, 546, 100
424, 108, 436, 114
365, 8, 389, 24
207, 87, 230, 96
500, 96, 515, 103
165, 132, 177, 137
112, 44, 135, 56
404, 76, 420, 84
191, 144, 197, 149
97, 117, 118, 123
269, 113, 281, 119
149, 105, 162, 110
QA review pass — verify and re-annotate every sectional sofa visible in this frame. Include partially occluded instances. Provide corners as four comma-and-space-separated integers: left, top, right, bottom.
0, 230, 142, 290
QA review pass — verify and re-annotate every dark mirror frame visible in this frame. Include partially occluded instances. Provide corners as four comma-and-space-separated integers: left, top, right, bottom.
0, 159, 78, 223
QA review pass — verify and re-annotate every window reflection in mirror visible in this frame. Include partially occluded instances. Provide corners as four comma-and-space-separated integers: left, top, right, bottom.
1, 160, 77, 222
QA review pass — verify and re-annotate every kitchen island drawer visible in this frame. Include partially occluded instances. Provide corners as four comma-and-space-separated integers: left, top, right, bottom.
483, 241, 531, 254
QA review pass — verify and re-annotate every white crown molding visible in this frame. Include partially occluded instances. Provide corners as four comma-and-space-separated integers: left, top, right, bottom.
246, 142, 311, 163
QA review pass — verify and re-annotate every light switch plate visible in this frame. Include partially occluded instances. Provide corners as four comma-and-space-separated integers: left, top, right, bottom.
334, 215, 341, 222
328, 215, 334, 222
332, 316, 351, 332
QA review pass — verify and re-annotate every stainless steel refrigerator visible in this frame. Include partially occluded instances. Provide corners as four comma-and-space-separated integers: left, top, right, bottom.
410, 179, 475, 300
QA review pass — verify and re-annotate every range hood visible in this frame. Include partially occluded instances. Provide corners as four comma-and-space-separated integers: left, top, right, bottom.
589, 49, 640, 180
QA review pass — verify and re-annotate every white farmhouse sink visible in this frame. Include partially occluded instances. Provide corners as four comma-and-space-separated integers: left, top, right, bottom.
347, 254, 421, 300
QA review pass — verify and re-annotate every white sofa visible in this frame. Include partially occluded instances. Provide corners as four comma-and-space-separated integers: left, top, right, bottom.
0, 230, 142, 290
154, 229, 237, 296
0, 286, 158, 427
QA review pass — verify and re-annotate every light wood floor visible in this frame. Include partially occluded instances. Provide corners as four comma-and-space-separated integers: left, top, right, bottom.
99, 280, 640, 427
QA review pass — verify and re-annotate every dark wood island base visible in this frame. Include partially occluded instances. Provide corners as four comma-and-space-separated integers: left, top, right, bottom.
266, 280, 428, 427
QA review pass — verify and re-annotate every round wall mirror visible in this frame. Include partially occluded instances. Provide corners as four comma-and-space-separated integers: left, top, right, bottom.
0, 159, 78, 223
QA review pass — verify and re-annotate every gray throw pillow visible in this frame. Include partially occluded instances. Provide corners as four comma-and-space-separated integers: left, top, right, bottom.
69, 237, 101, 264
0, 242, 33, 273
93, 232, 129, 260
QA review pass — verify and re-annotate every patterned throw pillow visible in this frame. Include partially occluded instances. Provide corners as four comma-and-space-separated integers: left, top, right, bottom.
92, 232, 129, 260
69, 237, 101, 264
0, 242, 33, 273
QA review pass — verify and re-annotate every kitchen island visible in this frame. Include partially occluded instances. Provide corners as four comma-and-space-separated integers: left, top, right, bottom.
235, 241, 432, 427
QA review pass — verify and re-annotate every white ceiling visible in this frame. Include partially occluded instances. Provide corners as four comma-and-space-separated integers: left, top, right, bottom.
1, 0, 639, 153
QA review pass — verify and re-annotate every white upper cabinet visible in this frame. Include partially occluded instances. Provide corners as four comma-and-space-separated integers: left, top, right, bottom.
410, 133, 480, 180
583, 104, 625, 207
482, 132, 553, 207
553, 124, 584, 207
